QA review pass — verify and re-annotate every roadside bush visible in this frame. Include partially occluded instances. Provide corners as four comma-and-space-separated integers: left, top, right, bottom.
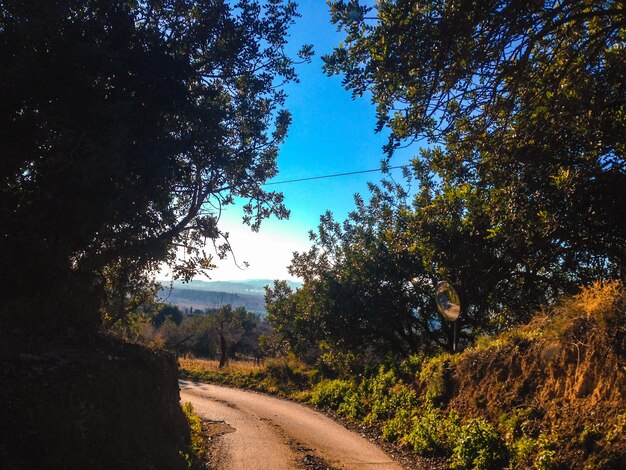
379, 383, 420, 439
450, 418, 508, 470
336, 387, 366, 420
534, 433, 557, 470
509, 436, 537, 469
402, 404, 449, 454
417, 353, 453, 405
397, 353, 426, 380
181, 402, 206, 468
605, 411, 626, 444
498, 407, 535, 441
264, 356, 315, 393
382, 406, 416, 442
362, 368, 403, 424
182, 402, 203, 453
310, 379, 353, 410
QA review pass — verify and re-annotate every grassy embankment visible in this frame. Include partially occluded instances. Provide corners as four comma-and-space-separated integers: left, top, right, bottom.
180, 281, 626, 469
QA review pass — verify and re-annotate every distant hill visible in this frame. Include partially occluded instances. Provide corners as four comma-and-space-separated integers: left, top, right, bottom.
160, 278, 301, 295
157, 279, 302, 315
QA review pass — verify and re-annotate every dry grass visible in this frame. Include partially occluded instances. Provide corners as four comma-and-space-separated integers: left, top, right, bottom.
179, 357, 265, 374
467, 280, 626, 352
539, 279, 626, 340
570, 280, 626, 321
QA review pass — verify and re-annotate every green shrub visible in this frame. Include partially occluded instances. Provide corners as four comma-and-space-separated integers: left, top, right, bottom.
509, 436, 537, 469
310, 379, 353, 410
181, 402, 204, 465
499, 407, 535, 441
402, 404, 447, 454
605, 411, 626, 444
264, 356, 314, 392
337, 387, 365, 420
534, 433, 556, 470
385, 384, 419, 427
397, 353, 426, 380
418, 354, 453, 405
450, 418, 508, 469
362, 368, 402, 423
382, 406, 416, 442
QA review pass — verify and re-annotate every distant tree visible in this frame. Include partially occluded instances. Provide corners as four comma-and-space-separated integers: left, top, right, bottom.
153, 305, 184, 328
265, 280, 324, 361
208, 305, 255, 368
0, 0, 312, 335
230, 309, 262, 357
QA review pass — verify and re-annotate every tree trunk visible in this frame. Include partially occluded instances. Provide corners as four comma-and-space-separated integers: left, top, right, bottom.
218, 333, 228, 369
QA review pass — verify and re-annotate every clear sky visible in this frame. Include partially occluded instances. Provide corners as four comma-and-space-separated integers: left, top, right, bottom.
165, 2, 415, 282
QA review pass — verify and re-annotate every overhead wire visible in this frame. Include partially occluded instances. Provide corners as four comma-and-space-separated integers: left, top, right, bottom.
262, 164, 406, 186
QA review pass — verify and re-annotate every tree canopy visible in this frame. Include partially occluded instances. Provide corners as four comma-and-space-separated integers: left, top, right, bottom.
324, 0, 625, 274
0, 0, 311, 333
265, 0, 624, 365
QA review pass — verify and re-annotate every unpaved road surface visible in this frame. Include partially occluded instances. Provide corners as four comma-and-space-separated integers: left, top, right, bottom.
179, 380, 404, 470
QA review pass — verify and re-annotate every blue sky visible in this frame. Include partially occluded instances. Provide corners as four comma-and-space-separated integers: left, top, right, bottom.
173, 2, 416, 282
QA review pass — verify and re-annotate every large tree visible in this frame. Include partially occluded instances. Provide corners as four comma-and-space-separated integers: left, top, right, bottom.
0, 0, 312, 333
324, 0, 625, 278
325, 0, 626, 321
266, 0, 625, 363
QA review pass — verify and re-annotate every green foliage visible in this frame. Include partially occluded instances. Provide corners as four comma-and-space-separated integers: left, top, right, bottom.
534, 433, 557, 470
153, 305, 184, 327
1, 0, 312, 333
397, 354, 427, 380
117, 303, 265, 362
274, 185, 451, 365
336, 387, 366, 421
505, 431, 558, 470
509, 436, 537, 469
402, 404, 445, 454
182, 367, 267, 392
265, 281, 323, 361
310, 379, 354, 410
180, 355, 314, 397
605, 411, 626, 444
381, 406, 415, 443
418, 354, 453, 406
316, 0, 625, 348
100, 261, 162, 331
362, 368, 403, 424
499, 408, 535, 442
449, 418, 508, 470
181, 402, 204, 459
263, 356, 315, 393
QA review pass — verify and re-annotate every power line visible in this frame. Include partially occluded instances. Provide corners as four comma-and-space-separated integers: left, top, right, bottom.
263, 165, 406, 186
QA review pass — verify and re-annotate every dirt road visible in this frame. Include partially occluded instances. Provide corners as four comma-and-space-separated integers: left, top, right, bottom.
179, 380, 404, 470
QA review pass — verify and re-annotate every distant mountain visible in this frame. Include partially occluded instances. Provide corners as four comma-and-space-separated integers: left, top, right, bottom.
158, 288, 267, 314
159, 278, 301, 295
157, 279, 302, 315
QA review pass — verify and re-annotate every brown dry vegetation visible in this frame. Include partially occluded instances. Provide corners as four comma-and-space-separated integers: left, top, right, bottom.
179, 357, 264, 374
446, 281, 626, 468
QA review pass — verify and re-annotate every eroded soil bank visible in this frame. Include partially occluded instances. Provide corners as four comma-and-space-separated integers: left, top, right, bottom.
441, 285, 626, 468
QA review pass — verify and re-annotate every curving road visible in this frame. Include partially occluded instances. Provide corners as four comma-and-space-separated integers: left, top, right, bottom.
179, 380, 404, 470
